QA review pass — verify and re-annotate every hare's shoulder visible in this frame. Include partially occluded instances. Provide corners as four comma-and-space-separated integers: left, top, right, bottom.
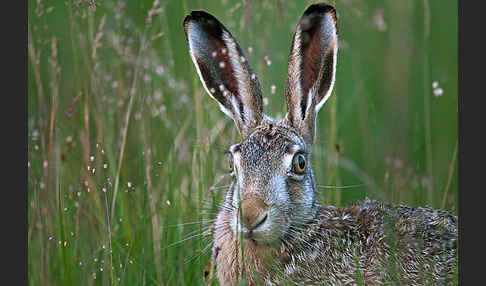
311, 199, 388, 237
276, 201, 389, 284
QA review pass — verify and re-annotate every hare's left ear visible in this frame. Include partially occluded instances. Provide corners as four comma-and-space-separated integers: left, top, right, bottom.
284, 4, 338, 144
183, 11, 263, 139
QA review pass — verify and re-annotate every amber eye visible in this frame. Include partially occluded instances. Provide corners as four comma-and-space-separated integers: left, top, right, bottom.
293, 154, 306, 174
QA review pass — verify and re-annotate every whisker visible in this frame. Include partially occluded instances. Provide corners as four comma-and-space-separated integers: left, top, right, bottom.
167, 219, 216, 228
184, 242, 214, 265
316, 183, 366, 189
209, 184, 231, 191
163, 232, 208, 251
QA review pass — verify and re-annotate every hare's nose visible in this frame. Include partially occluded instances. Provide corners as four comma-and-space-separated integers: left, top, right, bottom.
240, 197, 268, 232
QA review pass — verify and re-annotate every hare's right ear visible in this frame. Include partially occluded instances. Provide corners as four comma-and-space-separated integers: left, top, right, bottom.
183, 11, 263, 139
284, 4, 338, 144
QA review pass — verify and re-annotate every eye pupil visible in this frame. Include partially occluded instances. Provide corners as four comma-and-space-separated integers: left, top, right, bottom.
228, 153, 234, 172
298, 155, 305, 169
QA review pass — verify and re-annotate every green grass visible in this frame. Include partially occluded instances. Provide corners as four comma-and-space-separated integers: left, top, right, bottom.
28, 0, 458, 285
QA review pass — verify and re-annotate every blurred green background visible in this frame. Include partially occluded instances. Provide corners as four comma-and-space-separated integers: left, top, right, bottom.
28, 0, 458, 285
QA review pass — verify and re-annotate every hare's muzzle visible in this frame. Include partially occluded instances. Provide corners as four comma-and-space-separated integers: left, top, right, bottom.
239, 197, 269, 238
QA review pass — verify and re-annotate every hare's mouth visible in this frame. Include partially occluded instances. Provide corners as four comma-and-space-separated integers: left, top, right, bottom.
241, 213, 268, 240
232, 208, 286, 245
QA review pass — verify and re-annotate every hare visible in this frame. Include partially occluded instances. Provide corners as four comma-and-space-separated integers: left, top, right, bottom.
183, 3, 457, 285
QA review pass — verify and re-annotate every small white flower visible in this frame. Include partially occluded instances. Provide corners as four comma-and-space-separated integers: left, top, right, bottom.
433, 88, 443, 97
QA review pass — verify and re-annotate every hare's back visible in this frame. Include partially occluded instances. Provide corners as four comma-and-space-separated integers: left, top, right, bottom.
277, 199, 457, 285
386, 203, 458, 284
344, 199, 458, 284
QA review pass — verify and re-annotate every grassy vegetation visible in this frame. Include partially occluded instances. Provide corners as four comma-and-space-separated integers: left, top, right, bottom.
28, 0, 457, 285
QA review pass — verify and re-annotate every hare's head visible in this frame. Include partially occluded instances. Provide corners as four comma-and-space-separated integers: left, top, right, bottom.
184, 3, 338, 245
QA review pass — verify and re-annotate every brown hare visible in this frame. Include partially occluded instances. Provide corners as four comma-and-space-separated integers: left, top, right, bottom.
183, 3, 458, 285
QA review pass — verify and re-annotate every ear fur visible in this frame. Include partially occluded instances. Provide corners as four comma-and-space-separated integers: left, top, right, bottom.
183, 11, 263, 139
284, 3, 338, 144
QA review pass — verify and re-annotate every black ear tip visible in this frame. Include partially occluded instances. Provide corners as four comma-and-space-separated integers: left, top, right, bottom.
183, 10, 225, 37
188, 10, 216, 20
183, 10, 221, 27
183, 11, 205, 28
304, 3, 336, 15
300, 3, 338, 34
303, 3, 337, 23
